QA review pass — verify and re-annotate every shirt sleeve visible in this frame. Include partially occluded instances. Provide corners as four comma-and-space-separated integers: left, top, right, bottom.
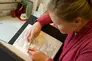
36, 12, 52, 27
48, 58, 54, 61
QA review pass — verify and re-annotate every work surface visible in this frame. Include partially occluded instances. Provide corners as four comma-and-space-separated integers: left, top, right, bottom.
9, 15, 67, 61
0, 16, 25, 42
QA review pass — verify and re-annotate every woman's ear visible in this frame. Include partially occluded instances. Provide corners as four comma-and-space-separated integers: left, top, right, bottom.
73, 17, 83, 32
74, 17, 83, 25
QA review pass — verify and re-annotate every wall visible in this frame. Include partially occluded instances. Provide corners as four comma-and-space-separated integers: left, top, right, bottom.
31, 0, 50, 17
40, 0, 50, 6
30, 0, 40, 12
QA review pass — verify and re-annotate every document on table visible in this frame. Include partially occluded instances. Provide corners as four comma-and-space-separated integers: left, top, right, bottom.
13, 24, 63, 59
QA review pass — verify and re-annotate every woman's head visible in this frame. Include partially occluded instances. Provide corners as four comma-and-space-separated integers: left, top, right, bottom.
48, 0, 92, 34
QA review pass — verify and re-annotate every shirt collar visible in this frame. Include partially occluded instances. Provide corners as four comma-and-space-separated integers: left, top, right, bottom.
75, 20, 92, 36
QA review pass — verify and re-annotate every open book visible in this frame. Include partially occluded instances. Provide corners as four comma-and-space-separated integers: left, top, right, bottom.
13, 24, 62, 59
0, 24, 62, 61
0, 40, 32, 61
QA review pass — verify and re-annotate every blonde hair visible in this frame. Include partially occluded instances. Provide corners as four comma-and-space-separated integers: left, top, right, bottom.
48, 0, 92, 22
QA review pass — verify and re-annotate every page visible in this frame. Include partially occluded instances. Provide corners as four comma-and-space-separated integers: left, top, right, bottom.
13, 24, 63, 59
0, 40, 32, 61
13, 25, 31, 55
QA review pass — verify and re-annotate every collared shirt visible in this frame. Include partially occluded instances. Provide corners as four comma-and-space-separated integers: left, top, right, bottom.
59, 20, 92, 61
37, 13, 92, 61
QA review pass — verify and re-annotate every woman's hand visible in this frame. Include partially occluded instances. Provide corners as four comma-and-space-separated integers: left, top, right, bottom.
27, 22, 42, 42
28, 48, 49, 61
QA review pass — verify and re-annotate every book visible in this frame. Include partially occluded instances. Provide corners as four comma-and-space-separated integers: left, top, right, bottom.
13, 24, 63, 59
0, 40, 32, 61
0, 24, 63, 61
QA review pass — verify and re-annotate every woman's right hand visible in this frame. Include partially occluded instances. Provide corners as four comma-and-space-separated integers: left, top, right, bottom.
27, 22, 42, 42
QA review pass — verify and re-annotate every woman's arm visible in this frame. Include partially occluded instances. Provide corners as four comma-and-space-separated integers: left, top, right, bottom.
27, 12, 52, 42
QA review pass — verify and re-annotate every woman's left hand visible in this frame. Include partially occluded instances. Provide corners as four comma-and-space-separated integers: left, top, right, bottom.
28, 48, 49, 61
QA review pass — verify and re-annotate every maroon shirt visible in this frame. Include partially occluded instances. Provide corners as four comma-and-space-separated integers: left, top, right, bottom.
37, 13, 92, 61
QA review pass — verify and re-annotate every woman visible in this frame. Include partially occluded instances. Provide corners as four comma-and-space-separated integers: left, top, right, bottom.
27, 0, 92, 61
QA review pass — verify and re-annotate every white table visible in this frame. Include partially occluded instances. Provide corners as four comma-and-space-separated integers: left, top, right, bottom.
0, 16, 25, 42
